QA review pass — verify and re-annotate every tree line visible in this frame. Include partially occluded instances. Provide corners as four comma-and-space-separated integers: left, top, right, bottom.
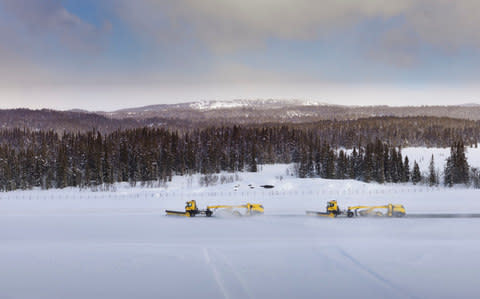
0, 125, 477, 191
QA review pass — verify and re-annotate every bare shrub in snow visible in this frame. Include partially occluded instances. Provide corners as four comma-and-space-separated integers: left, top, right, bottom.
199, 174, 219, 187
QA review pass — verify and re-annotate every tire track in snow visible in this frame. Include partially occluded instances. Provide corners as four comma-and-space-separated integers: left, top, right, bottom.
211, 248, 253, 299
203, 247, 230, 299
336, 247, 419, 299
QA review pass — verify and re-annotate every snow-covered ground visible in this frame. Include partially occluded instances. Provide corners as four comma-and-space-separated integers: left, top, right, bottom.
345, 144, 480, 178
402, 145, 480, 175
1, 148, 480, 299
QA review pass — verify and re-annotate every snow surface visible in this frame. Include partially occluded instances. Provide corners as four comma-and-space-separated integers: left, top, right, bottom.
188, 99, 328, 111
402, 146, 480, 174
1, 150, 480, 299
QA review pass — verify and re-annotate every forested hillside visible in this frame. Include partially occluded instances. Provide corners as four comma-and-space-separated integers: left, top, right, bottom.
3, 101, 480, 133
106, 100, 480, 122
0, 109, 141, 133
0, 121, 477, 191
289, 116, 480, 148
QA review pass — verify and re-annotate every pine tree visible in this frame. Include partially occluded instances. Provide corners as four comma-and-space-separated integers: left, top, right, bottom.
373, 140, 385, 183
307, 151, 315, 177
444, 140, 470, 186
444, 156, 454, 187
348, 148, 357, 179
363, 144, 374, 182
335, 150, 347, 179
428, 154, 437, 186
412, 161, 421, 185
396, 150, 404, 183
454, 140, 469, 185
249, 143, 258, 172
297, 148, 308, 178
403, 156, 410, 182
325, 148, 336, 179
386, 147, 395, 182
55, 144, 68, 188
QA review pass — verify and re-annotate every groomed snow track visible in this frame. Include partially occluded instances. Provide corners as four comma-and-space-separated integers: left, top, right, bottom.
213, 213, 480, 219
406, 213, 480, 218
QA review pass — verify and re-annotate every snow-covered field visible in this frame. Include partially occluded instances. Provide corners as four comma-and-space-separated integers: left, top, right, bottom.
1, 148, 480, 299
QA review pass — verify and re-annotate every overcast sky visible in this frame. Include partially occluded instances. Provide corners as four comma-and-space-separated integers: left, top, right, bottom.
1, 0, 479, 110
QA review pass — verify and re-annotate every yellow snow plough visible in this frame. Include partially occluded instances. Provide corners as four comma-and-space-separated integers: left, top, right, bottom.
306, 200, 406, 218
306, 200, 342, 218
165, 200, 264, 217
165, 200, 213, 217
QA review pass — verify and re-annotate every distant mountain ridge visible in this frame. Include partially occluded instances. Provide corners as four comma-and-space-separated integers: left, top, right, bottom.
458, 103, 480, 107
108, 99, 330, 116
1, 99, 480, 133
104, 99, 480, 124
0, 109, 141, 133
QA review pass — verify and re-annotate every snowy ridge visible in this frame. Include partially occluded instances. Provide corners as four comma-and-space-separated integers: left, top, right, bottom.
189, 100, 247, 110
188, 99, 329, 111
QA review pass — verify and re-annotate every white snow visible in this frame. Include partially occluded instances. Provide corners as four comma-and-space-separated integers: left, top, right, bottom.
402, 146, 480, 172
188, 99, 329, 111
1, 151, 480, 298
190, 100, 246, 110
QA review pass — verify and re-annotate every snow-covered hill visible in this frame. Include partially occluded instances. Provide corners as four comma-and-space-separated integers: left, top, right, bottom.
4, 101, 480, 133
103, 99, 480, 123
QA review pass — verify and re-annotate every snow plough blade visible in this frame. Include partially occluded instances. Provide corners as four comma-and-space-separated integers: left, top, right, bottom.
165, 209, 213, 217
305, 211, 336, 218
165, 210, 192, 217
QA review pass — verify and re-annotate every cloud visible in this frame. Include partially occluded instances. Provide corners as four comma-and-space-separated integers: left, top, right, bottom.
113, 0, 480, 60
0, 0, 113, 87
404, 1, 480, 49
0, 0, 110, 52
2, 0, 480, 91
113, 0, 410, 52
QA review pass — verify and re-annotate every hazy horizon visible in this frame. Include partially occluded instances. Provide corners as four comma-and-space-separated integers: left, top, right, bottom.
1, 96, 480, 113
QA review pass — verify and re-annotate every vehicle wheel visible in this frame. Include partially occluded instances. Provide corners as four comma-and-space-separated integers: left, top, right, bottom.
347, 211, 354, 218
232, 211, 242, 217
206, 210, 212, 217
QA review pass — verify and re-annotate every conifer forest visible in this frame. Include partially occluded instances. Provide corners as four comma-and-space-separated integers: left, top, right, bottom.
0, 116, 477, 191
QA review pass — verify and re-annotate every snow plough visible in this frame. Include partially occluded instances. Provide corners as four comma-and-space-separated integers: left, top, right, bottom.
306, 200, 406, 218
306, 200, 342, 218
165, 200, 264, 217
165, 200, 213, 217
